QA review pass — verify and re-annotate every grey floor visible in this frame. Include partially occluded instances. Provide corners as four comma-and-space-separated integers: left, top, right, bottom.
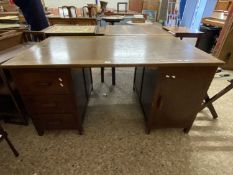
0, 66, 233, 175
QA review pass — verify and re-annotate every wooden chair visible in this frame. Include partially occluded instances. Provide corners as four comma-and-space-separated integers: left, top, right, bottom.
61, 6, 77, 18
0, 124, 19, 157
82, 5, 97, 18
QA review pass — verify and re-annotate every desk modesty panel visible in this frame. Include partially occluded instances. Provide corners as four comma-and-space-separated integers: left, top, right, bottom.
2, 36, 223, 68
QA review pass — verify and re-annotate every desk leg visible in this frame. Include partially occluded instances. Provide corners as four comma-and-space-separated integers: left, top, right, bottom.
112, 67, 116, 85
101, 67, 104, 83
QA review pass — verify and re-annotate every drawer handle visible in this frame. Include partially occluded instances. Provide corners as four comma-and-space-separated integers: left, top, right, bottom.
36, 82, 52, 87
42, 103, 57, 108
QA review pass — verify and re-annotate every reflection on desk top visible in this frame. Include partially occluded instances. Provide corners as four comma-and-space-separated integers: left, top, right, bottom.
2, 36, 223, 68
105, 25, 171, 35
0, 44, 34, 64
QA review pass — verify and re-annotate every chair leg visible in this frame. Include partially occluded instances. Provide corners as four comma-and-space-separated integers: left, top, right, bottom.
4, 135, 19, 157
101, 67, 104, 83
205, 95, 218, 119
112, 67, 116, 85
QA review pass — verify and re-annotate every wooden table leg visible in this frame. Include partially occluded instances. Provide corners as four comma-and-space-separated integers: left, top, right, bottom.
101, 67, 104, 83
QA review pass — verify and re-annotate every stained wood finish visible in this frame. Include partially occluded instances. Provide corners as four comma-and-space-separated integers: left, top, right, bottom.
202, 12, 227, 27
105, 25, 170, 35
10, 68, 90, 135
48, 17, 97, 26
43, 25, 97, 36
2, 36, 223, 68
136, 66, 217, 133
0, 31, 23, 51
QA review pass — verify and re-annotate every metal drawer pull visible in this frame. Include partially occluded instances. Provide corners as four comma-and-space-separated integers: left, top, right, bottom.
60, 83, 64, 87
58, 78, 63, 82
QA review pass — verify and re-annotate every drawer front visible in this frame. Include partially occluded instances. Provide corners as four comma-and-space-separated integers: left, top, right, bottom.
33, 113, 79, 130
10, 69, 72, 95
24, 95, 76, 114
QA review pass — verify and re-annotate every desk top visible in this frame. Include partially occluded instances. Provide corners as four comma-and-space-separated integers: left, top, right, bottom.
104, 25, 170, 35
2, 36, 223, 68
202, 12, 227, 27
162, 26, 202, 34
0, 44, 33, 64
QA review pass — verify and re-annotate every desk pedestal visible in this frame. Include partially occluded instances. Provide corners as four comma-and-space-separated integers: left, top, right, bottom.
134, 66, 217, 133
9, 68, 92, 136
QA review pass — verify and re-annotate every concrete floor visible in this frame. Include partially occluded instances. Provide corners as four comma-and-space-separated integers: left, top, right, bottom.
0, 67, 233, 175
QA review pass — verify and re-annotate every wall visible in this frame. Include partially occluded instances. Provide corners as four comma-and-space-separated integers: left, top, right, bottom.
44, 0, 128, 9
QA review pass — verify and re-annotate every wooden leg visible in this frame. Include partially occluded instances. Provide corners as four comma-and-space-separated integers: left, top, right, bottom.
101, 67, 104, 83
112, 67, 116, 85
145, 127, 151, 135
90, 68, 93, 91
133, 67, 137, 91
205, 95, 218, 119
183, 127, 191, 134
5, 135, 19, 157
200, 80, 233, 118
195, 35, 202, 48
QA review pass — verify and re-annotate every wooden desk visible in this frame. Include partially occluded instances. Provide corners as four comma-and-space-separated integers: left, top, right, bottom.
202, 12, 227, 27
2, 36, 223, 135
104, 25, 170, 36
47, 17, 97, 26
162, 26, 203, 47
43, 25, 100, 36
0, 23, 27, 31
0, 16, 19, 23
0, 12, 19, 17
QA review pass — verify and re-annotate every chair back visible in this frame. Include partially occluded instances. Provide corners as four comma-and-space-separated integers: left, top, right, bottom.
61, 6, 77, 18
82, 4, 97, 18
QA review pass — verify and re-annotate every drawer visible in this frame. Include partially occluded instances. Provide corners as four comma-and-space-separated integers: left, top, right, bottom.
10, 69, 72, 95
24, 95, 76, 114
33, 113, 79, 130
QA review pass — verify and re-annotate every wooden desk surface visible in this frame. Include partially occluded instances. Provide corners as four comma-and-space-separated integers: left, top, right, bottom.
0, 44, 33, 64
43, 25, 97, 36
162, 26, 202, 34
2, 36, 223, 68
202, 12, 227, 27
105, 25, 171, 36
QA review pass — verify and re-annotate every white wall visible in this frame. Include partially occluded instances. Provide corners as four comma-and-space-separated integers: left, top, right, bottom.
44, 0, 128, 9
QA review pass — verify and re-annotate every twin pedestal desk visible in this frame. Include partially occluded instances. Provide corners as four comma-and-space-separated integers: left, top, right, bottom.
1, 35, 223, 135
